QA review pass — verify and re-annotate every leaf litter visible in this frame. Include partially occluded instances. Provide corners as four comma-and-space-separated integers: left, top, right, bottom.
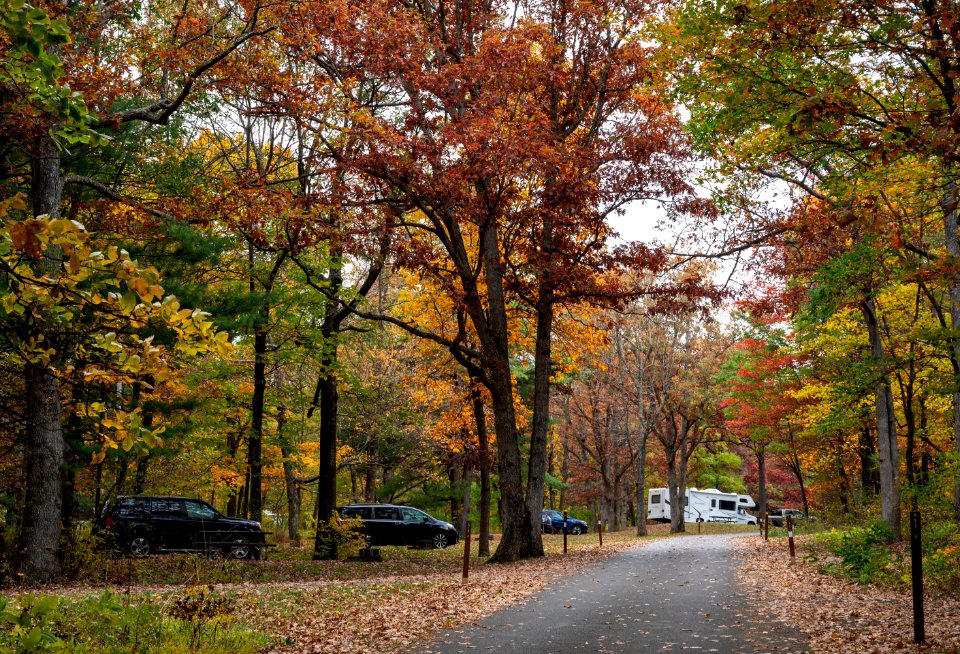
735, 536, 960, 654
238, 539, 649, 653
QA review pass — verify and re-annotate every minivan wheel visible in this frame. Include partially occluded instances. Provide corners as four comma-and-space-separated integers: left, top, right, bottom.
432, 533, 449, 549
129, 536, 151, 557
570, 525, 583, 535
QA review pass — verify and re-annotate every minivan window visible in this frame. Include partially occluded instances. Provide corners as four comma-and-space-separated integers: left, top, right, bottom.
340, 506, 371, 519
401, 508, 427, 522
374, 506, 399, 520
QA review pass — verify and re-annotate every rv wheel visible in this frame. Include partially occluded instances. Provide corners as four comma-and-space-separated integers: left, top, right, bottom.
696, 517, 704, 523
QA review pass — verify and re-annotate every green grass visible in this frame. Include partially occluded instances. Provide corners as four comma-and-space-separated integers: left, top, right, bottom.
1, 588, 271, 653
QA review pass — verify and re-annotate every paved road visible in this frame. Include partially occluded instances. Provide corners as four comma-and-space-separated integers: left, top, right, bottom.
417, 534, 806, 654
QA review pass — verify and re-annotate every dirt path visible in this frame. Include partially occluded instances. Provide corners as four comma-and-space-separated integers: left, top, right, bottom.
416, 534, 807, 654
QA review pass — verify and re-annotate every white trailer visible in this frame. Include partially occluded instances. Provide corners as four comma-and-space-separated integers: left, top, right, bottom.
646, 487, 758, 525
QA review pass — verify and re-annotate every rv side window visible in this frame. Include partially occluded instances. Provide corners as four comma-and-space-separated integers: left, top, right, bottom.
651, 494, 661, 504
719, 500, 736, 511
684, 497, 688, 507
711, 499, 716, 508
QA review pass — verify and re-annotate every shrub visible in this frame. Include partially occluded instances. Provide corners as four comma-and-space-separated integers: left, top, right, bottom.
313, 517, 367, 560
819, 522, 898, 584
921, 522, 960, 596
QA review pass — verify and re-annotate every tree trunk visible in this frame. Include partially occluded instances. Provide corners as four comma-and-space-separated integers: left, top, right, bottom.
667, 455, 683, 533
522, 227, 554, 556
249, 326, 267, 524
21, 363, 64, 582
859, 426, 880, 496
365, 433, 378, 501
943, 182, 960, 520
471, 380, 491, 557
476, 221, 540, 563
450, 455, 463, 530
486, 367, 530, 561
311, 337, 340, 559
862, 295, 901, 540
460, 466, 473, 535
20, 136, 66, 583
756, 447, 767, 520
635, 430, 648, 536
278, 405, 300, 545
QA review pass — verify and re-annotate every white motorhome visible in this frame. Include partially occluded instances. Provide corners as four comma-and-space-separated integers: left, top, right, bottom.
647, 487, 758, 525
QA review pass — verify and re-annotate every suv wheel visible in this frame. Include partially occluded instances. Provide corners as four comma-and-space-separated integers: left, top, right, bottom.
227, 536, 252, 560
129, 535, 151, 557
570, 525, 583, 535
432, 533, 449, 549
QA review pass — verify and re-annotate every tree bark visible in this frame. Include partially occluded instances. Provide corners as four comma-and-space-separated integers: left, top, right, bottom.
756, 447, 767, 520
278, 405, 300, 545
943, 182, 960, 520
471, 380, 491, 557
22, 363, 64, 582
635, 432, 648, 536
249, 326, 267, 524
862, 294, 901, 540
311, 335, 340, 559
20, 136, 66, 583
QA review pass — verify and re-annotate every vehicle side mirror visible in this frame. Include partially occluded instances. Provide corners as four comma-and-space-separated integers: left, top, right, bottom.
422, 517, 430, 522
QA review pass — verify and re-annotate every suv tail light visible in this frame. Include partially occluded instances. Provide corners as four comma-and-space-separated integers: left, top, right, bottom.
105, 516, 113, 529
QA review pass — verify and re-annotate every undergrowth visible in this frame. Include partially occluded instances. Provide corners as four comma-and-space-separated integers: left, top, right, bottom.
0, 588, 270, 653
804, 520, 960, 596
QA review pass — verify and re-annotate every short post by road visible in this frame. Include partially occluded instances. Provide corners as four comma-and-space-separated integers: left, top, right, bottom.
786, 514, 795, 560
910, 509, 925, 644
597, 520, 603, 548
764, 512, 769, 541
462, 521, 472, 584
563, 511, 568, 554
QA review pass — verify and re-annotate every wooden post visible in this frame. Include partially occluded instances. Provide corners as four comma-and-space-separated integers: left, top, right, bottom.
786, 514, 795, 560
462, 521, 472, 583
597, 520, 603, 547
563, 511, 568, 554
910, 510, 925, 644
764, 513, 770, 541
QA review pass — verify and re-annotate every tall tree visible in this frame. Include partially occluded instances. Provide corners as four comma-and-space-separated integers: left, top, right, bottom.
282, 0, 711, 561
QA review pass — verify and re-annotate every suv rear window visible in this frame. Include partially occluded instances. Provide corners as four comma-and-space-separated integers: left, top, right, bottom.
114, 498, 149, 516
150, 498, 185, 515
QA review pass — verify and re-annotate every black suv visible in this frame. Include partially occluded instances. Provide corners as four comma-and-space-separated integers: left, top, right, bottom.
338, 504, 459, 549
100, 496, 267, 559
767, 508, 808, 528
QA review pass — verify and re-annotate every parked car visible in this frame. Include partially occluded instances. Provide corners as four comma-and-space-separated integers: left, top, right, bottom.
767, 508, 808, 527
99, 496, 267, 559
541, 509, 589, 535
337, 504, 459, 549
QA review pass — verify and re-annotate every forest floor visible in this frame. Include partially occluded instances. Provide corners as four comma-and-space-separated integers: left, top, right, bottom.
736, 535, 960, 654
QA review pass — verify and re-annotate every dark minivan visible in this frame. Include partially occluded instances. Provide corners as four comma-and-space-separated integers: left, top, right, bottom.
338, 503, 459, 549
100, 495, 267, 559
